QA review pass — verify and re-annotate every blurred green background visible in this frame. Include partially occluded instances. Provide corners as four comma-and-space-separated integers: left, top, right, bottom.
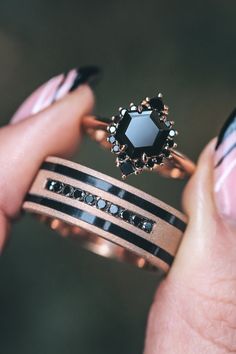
0, 1, 235, 353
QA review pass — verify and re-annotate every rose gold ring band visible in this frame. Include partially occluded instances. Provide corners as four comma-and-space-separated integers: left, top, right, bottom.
23, 157, 187, 272
82, 115, 196, 179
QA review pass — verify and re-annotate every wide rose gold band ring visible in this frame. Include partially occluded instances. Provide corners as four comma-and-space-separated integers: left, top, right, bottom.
23, 157, 187, 272
82, 115, 196, 179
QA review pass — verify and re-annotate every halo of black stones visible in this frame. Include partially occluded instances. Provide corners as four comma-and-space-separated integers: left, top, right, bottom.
45, 179, 155, 233
107, 95, 176, 177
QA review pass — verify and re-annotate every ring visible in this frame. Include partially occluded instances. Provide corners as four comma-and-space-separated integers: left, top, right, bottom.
82, 93, 196, 179
23, 157, 187, 272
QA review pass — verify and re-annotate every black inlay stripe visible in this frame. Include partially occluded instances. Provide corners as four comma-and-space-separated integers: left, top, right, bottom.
215, 142, 236, 168
25, 194, 174, 266
41, 161, 186, 232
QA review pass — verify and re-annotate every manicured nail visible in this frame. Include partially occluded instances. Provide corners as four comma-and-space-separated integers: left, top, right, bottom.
214, 109, 236, 224
69, 66, 102, 91
10, 65, 101, 124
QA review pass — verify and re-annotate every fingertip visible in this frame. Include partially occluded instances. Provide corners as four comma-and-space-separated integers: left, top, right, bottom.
67, 83, 95, 116
172, 137, 220, 276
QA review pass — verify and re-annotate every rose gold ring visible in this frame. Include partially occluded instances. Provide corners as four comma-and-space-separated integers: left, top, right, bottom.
23, 157, 187, 272
82, 93, 196, 179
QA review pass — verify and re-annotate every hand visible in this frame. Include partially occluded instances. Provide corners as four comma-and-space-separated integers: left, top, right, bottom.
145, 110, 236, 353
0, 66, 97, 250
1, 67, 236, 354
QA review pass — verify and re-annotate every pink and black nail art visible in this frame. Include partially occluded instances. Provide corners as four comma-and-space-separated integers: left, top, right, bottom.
11, 66, 101, 124
214, 109, 236, 221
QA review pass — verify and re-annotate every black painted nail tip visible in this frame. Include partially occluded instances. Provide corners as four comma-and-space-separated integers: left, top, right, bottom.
70, 65, 102, 91
215, 108, 236, 150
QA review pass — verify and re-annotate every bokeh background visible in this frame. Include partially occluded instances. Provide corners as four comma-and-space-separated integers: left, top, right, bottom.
0, 1, 235, 353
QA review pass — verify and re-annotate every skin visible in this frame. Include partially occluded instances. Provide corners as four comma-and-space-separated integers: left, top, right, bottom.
1, 85, 236, 353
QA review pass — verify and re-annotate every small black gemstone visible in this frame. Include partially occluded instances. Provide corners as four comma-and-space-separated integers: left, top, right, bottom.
141, 103, 149, 111
63, 185, 73, 197
120, 160, 135, 176
96, 198, 107, 210
113, 115, 121, 123
46, 180, 63, 193
120, 209, 132, 221
163, 149, 170, 157
135, 160, 144, 169
108, 135, 116, 144
84, 194, 95, 205
112, 144, 120, 153
153, 156, 163, 164
73, 189, 85, 200
118, 153, 126, 161
131, 215, 143, 226
146, 159, 155, 168
149, 97, 164, 111
142, 220, 154, 233
168, 139, 174, 148
108, 204, 119, 215
45, 179, 53, 190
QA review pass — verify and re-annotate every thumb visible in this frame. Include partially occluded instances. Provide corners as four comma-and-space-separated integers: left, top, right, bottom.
145, 110, 236, 353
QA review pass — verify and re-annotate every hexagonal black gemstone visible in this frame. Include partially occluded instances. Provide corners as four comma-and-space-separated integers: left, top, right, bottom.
115, 110, 170, 159
119, 160, 135, 176
96, 198, 107, 210
149, 97, 164, 111
108, 204, 119, 215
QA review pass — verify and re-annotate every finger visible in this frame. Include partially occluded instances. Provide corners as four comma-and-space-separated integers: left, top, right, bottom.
0, 67, 100, 249
0, 87, 94, 217
145, 109, 236, 353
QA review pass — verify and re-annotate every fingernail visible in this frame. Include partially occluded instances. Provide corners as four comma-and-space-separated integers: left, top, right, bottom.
69, 65, 102, 91
214, 109, 236, 224
10, 65, 101, 124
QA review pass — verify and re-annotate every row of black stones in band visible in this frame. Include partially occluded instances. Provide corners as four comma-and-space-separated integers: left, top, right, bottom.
45, 179, 154, 233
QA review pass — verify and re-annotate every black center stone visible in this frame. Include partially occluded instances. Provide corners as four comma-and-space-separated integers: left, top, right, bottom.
115, 110, 170, 159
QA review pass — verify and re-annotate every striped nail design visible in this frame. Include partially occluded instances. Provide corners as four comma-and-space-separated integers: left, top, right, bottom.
11, 66, 100, 124
214, 109, 236, 222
